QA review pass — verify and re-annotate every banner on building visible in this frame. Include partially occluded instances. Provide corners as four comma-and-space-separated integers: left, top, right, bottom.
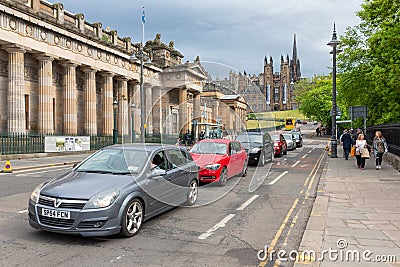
44, 136, 90, 152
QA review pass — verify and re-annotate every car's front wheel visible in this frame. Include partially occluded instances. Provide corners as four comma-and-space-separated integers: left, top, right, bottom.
119, 198, 144, 237
240, 160, 248, 177
258, 152, 265, 166
186, 179, 198, 206
218, 168, 228, 186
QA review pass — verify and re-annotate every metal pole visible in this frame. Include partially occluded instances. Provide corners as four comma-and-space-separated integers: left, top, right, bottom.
328, 24, 339, 158
331, 42, 338, 158
113, 99, 118, 144
131, 103, 135, 143
139, 47, 145, 143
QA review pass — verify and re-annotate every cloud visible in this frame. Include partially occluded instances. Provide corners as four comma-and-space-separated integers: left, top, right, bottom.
60, 0, 363, 78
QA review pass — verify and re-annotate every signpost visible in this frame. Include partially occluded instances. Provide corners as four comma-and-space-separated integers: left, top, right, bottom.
349, 106, 368, 135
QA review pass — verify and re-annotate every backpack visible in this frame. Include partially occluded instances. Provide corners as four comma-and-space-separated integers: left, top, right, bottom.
376, 139, 385, 153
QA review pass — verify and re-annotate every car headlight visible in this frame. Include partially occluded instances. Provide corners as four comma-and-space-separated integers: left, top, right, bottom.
205, 164, 221, 170
84, 190, 119, 209
249, 147, 261, 153
30, 183, 44, 203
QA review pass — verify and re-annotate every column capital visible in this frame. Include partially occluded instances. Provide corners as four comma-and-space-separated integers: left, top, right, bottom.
36, 55, 54, 62
115, 76, 129, 82
60, 60, 78, 68
100, 71, 115, 78
81, 66, 99, 74
4, 44, 26, 54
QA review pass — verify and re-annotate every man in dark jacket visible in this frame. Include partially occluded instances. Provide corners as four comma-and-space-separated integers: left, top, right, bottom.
340, 129, 353, 160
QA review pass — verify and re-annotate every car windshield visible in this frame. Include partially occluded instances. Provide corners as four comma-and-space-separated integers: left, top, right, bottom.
292, 132, 300, 137
283, 134, 293, 140
76, 149, 149, 174
236, 134, 262, 143
271, 135, 280, 141
190, 142, 227, 155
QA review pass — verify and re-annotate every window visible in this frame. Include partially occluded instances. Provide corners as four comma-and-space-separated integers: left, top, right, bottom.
151, 151, 169, 170
167, 149, 188, 168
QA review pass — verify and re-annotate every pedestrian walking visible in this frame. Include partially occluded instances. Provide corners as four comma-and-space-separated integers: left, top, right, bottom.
316, 127, 320, 137
340, 129, 353, 160
372, 131, 388, 170
184, 130, 191, 146
355, 133, 368, 170
199, 131, 205, 140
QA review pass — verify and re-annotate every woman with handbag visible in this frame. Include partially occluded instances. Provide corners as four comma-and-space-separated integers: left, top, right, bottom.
372, 131, 388, 170
355, 133, 368, 170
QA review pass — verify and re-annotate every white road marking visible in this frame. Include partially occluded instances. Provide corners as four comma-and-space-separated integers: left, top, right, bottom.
16, 167, 69, 176
18, 209, 28, 214
198, 214, 235, 240
291, 161, 301, 168
301, 154, 308, 159
236, 195, 259, 211
269, 171, 289, 185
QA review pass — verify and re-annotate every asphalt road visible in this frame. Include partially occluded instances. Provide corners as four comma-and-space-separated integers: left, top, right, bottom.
0, 125, 328, 267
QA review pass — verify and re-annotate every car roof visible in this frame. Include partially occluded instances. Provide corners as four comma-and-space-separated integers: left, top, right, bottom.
196, 138, 232, 144
105, 143, 179, 152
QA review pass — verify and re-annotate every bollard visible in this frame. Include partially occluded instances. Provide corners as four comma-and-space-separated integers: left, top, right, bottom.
3, 160, 13, 173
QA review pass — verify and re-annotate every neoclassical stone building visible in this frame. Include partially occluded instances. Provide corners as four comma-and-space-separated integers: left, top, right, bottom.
0, 0, 247, 142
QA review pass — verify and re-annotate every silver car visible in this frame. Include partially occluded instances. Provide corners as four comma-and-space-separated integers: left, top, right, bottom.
282, 133, 296, 151
28, 144, 199, 237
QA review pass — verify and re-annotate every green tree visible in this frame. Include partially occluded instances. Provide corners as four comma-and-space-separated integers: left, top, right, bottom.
338, 0, 400, 125
296, 76, 333, 126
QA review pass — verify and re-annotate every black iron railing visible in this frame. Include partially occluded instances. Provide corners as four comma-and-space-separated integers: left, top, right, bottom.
367, 123, 400, 157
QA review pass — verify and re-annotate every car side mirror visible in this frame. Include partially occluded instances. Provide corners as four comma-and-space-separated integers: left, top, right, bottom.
151, 168, 167, 178
230, 150, 237, 155
73, 163, 78, 168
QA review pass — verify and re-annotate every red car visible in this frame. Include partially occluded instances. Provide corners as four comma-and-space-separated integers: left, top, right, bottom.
189, 139, 248, 186
271, 133, 287, 157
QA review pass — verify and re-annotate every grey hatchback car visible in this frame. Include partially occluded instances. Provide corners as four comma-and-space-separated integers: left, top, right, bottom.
28, 144, 199, 237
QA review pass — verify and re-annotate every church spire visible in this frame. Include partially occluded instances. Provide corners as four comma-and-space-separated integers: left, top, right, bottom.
292, 33, 298, 61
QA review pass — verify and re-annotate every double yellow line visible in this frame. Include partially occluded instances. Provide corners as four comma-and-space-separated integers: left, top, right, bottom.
258, 151, 326, 267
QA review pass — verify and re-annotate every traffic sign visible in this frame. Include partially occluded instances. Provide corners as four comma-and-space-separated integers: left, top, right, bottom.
349, 106, 367, 119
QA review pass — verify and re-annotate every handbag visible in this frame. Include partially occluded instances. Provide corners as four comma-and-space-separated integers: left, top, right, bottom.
350, 146, 355, 157
361, 147, 370, 158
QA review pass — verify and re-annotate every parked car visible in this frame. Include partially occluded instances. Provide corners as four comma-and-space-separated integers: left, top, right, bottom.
291, 131, 303, 148
282, 133, 296, 150
28, 144, 199, 237
236, 130, 274, 166
189, 139, 247, 186
271, 133, 288, 157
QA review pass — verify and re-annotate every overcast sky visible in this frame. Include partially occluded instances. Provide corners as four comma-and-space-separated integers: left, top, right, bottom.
61, 0, 363, 79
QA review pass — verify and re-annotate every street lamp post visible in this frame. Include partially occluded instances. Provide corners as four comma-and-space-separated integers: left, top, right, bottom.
131, 102, 135, 143
113, 98, 118, 144
327, 23, 340, 158
130, 45, 146, 143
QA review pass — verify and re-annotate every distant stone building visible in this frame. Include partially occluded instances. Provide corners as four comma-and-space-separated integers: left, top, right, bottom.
211, 34, 301, 112
0, 0, 246, 143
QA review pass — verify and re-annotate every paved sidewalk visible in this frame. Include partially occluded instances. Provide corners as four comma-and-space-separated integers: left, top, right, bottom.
0, 152, 93, 171
295, 146, 400, 266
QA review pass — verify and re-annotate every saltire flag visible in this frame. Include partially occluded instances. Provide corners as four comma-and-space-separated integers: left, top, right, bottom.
141, 7, 145, 24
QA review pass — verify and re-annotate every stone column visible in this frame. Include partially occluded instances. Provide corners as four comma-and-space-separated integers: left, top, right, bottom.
6, 45, 26, 133
37, 56, 54, 134
152, 86, 162, 134
101, 72, 114, 135
61, 62, 78, 135
132, 84, 141, 138
117, 77, 129, 140
145, 84, 153, 134
193, 93, 201, 121
179, 88, 188, 135
82, 67, 97, 136
212, 101, 219, 123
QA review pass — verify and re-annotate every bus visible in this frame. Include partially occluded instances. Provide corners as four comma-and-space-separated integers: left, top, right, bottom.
284, 117, 296, 130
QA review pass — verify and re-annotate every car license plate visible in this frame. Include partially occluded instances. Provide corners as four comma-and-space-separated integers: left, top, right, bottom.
42, 208, 70, 219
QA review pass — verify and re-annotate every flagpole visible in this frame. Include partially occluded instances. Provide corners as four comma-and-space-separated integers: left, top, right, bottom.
139, 6, 145, 143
